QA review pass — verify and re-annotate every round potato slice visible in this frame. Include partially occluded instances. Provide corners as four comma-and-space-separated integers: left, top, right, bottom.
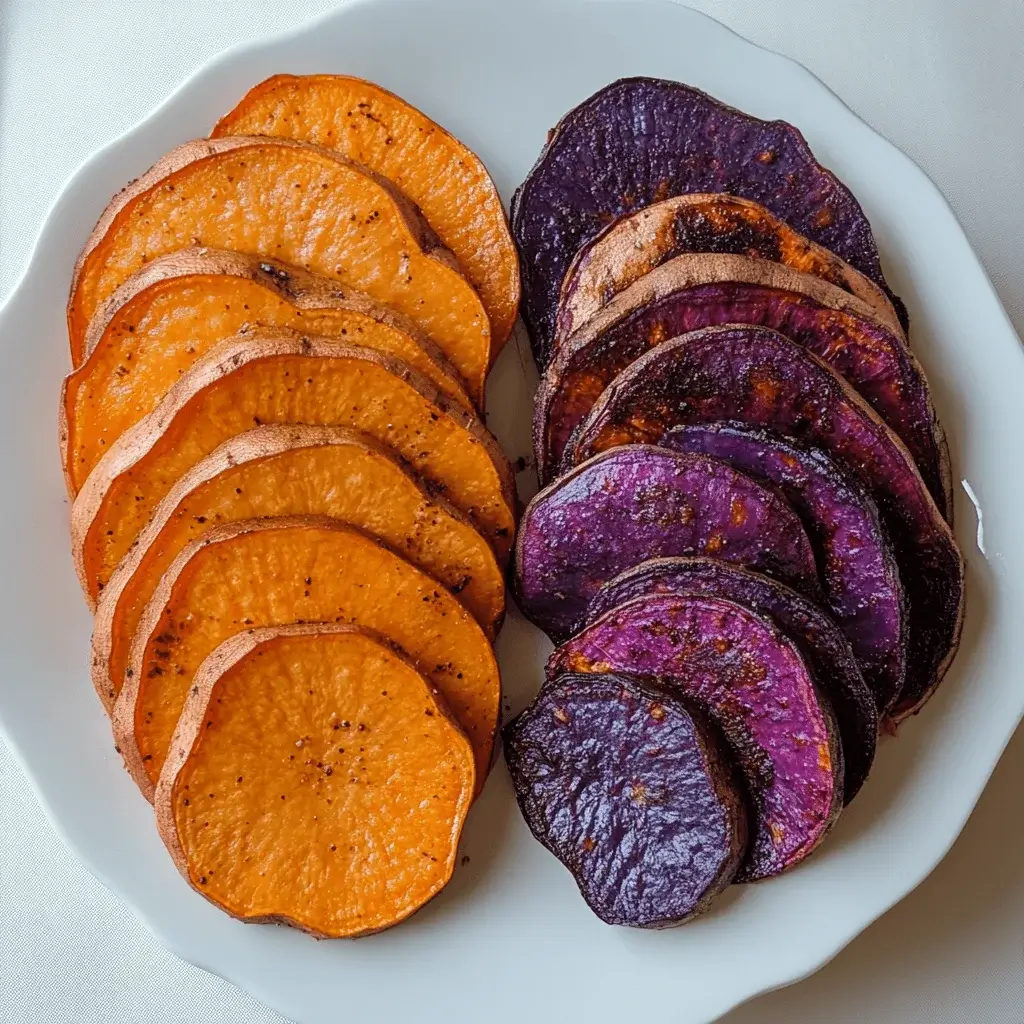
67, 136, 490, 400
90, 425, 505, 713
155, 623, 475, 938
504, 672, 748, 927
555, 193, 903, 345
71, 328, 514, 604
213, 74, 520, 353
113, 516, 501, 799
62, 248, 475, 495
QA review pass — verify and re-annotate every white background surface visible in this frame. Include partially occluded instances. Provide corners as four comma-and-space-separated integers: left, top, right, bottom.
1, 1, 1022, 1021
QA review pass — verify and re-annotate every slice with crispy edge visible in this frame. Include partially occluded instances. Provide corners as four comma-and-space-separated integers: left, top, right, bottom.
71, 328, 514, 603
90, 425, 505, 712
62, 249, 475, 496
114, 516, 501, 799
155, 623, 475, 937
555, 193, 903, 345
66, 136, 490, 396
213, 74, 520, 355
536, 254, 950, 518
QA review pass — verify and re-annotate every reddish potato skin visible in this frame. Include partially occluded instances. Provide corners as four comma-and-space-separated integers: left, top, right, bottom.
504, 672, 749, 926
514, 444, 822, 641
533, 278, 947, 518
663, 423, 906, 714
550, 594, 843, 881
570, 327, 964, 723
588, 557, 877, 804
511, 76, 905, 367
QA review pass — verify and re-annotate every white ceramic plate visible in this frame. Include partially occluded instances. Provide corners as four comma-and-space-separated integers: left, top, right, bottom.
1, 0, 1022, 1021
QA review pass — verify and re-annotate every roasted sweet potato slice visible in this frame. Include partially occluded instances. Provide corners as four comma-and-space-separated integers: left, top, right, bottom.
514, 445, 822, 640
550, 593, 843, 881
213, 74, 520, 354
555, 194, 903, 345
62, 249, 475, 496
504, 672, 748, 927
113, 516, 501, 799
90, 424, 505, 711
71, 329, 514, 603
512, 76, 905, 366
66, 136, 490, 397
664, 423, 906, 714
155, 623, 475, 937
570, 326, 964, 722
587, 558, 878, 805
536, 254, 949, 517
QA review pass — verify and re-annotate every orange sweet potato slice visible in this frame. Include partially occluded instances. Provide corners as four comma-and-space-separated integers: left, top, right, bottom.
213, 74, 520, 355
90, 424, 505, 712
154, 623, 475, 937
62, 248, 475, 496
70, 328, 514, 604
66, 136, 490, 398
113, 516, 501, 799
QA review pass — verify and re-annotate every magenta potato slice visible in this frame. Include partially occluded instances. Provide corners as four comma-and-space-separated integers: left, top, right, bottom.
663, 423, 906, 714
550, 593, 843, 881
570, 326, 964, 722
534, 256, 949, 517
555, 194, 902, 344
513, 444, 822, 641
503, 672, 749, 926
587, 557, 877, 803
511, 76, 905, 367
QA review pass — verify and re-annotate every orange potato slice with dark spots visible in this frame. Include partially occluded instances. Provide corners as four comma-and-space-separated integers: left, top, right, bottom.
67, 136, 490, 400
154, 623, 475, 937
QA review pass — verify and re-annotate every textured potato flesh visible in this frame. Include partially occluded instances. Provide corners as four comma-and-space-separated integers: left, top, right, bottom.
214, 75, 519, 348
100, 440, 505, 706
132, 522, 499, 788
80, 352, 514, 593
64, 275, 472, 494
168, 631, 473, 935
68, 144, 490, 384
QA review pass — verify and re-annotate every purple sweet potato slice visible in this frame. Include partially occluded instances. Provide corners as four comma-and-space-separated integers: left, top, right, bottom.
511, 76, 905, 367
569, 326, 964, 722
514, 444, 822, 641
549, 593, 844, 881
503, 671, 749, 926
555, 193, 902, 344
535, 254, 949, 518
663, 423, 906, 714
587, 557, 877, 803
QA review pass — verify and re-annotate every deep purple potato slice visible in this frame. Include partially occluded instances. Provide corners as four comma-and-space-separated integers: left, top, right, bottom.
555, 194, 903, 344
511, 76, 905, 367
503, 672, 749, 927
587, 557, 877, 803
569, 326, 964, 721
534, 260, 948, 517
663, 423, 906, 714
549, 594, 844, 880
514, 444, 822, 640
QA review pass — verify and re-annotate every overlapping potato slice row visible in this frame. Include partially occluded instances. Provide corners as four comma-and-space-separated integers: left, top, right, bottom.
213, 74, 520, 354
113, 516, 500, 798
90, 424, 505, 711
71, 328, 514, 605
62, 248, 475, 495
155, 623, 475, 937
67, 136, 491, 403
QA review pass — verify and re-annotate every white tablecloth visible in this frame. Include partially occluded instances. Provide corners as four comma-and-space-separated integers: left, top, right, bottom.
2, 1, 1022, 1021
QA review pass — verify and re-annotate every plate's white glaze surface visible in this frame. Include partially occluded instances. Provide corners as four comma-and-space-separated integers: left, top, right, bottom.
0, 0, 1021, 1021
